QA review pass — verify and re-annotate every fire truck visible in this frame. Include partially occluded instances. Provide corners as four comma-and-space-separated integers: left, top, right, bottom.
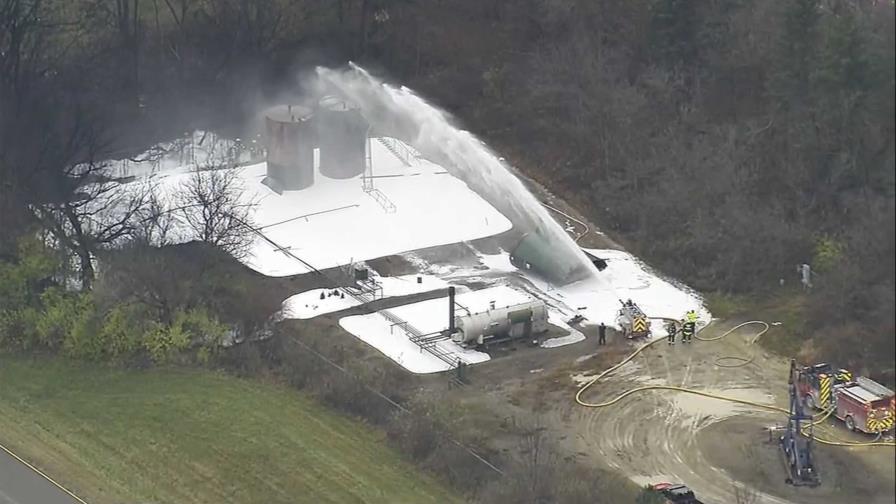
796, 362, 896, 434
616, 299, 651, 339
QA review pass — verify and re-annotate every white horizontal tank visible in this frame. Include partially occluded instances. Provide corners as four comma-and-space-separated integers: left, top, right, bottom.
452, 300, 548, 346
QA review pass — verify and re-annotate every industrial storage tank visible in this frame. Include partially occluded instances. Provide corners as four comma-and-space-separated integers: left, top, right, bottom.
452, 300, 548, 347
509, 230, 593, 284
264, 104, 315, 190
316, 95, 369, 179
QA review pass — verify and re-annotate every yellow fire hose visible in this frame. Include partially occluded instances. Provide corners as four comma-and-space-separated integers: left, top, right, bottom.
575, 320, 896, 448
695, 320, 766, 368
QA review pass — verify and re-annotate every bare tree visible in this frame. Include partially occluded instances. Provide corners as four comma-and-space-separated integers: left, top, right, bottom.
133, 190, 176, 246
24, 109, 154, 289
152, 0, 190, 81
517, 425, 560, 503
176, 165, 256, 259
33, 170, 152, 289
114, 0, 142, 97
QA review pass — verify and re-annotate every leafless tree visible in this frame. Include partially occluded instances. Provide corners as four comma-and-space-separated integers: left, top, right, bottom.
176, 164, 256, 259
24, 109, 154, 289
114, 0, 142, 97
33, 170, 153, 290
133, 190, 175, 246
517, 425, 560, 503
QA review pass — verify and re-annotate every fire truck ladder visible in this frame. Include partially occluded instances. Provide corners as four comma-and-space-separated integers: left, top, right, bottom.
780, 359, 821, 487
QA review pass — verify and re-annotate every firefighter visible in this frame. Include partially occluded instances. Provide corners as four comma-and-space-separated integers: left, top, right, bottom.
666, 320, 677, 345
836, 369, 852, 383
598, 322, 607, 345
681, 319, 695, 344
686, 309, 698, 324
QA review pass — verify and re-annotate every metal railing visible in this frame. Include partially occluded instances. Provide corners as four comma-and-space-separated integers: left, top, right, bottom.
366, 188, 396, 213
362, 137, 397, 213
376, 137, 418, 167
380, 308, 464, 368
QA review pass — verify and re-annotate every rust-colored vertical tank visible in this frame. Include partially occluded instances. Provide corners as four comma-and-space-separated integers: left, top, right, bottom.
264, 104, 315, 190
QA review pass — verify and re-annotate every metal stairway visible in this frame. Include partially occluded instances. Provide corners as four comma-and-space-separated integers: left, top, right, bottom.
376, 137, 416, 167
362, 137, 397, 213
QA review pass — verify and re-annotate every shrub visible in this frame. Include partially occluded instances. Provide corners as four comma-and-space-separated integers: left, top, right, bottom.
143, 320, 190, 363
39, 288, 94, 351
0, 235, 58, 310
142, 307, 227, 364
99, 303, 148, 359
812, 236, 844, 273
0, 307, 41, 350
387, 409, 441, 461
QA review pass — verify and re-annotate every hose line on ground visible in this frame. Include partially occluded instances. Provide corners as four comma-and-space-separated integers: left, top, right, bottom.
695, 320, 768, 368
574, 320, 896, 448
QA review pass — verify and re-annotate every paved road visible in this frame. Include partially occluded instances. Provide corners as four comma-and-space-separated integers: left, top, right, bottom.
0, 448, 79, 504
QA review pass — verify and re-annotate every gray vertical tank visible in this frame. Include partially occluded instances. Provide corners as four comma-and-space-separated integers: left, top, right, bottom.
316, 96, 368, 179
264, 104, 315, 190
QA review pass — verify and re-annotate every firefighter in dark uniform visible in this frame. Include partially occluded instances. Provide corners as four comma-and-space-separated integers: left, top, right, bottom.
666, 320, 678, 345
598, 322, 607, 345
681, 318, 695, 344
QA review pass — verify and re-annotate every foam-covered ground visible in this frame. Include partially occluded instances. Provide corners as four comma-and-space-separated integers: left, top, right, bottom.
105, 133, 708, 374
339, 286, 533, 373
409, 248, 709, 333
144, 138, 511, 276
281, 273, 448, 319
548, 248, 709, 331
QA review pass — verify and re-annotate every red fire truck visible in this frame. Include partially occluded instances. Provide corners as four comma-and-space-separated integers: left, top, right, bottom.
797, 363, 895, 434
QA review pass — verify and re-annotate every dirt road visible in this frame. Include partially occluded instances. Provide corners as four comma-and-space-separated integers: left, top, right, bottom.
567, 321, 895, 504
286, 237, 894, 504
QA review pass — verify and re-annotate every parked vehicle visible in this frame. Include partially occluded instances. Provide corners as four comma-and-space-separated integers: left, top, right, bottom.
649, 483, 704, 504
616, 299, 651, 339
797, 362, 895, 434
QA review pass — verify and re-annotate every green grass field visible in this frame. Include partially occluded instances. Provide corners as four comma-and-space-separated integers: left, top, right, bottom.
0, 356, 460, 504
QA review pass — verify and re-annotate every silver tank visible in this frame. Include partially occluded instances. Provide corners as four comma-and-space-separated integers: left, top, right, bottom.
452, 300, 548, 346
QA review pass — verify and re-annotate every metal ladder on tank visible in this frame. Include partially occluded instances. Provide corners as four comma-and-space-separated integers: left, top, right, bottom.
376, 137, 418, 167
361, 137, 397, 213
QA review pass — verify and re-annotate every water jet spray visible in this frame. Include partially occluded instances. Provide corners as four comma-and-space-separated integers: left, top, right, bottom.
314, 64, 597, 284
